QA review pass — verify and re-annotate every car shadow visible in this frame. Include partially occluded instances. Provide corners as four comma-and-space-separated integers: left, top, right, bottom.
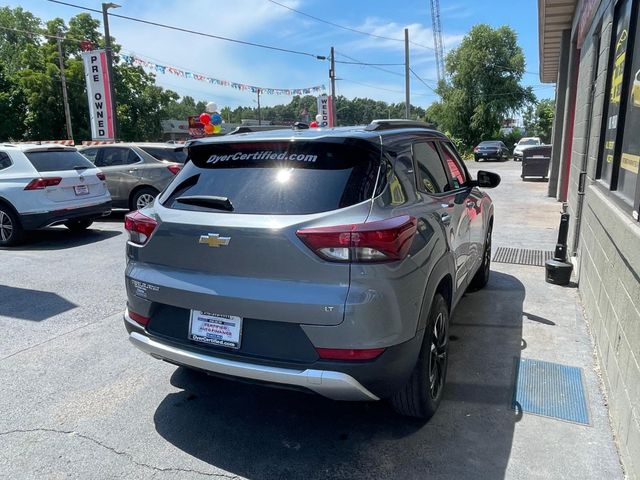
152, 271, 524, 480
3, 227, 121, 251
0, 285, 77, 321
98, 210, 128, 223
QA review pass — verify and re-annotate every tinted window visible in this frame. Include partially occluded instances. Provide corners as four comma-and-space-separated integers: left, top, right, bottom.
0, 152, 11, 170
412, 142, 449, 193
440, 143, 467, 188
140, 146, 187, 163
81, 148, 99, 163
519, 139, 539, 146
24, 150, 94, 173
95, 147, 139, 167
165, 140, 380, 214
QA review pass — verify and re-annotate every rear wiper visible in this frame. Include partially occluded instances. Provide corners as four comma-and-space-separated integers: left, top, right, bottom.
73, 166, 89, 171
175, 195, 234, 211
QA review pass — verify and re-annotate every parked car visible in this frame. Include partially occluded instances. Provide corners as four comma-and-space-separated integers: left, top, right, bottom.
0, 144, 111, 246
79, 144, 182, 210
633, 69, 640, 108
123, 119, 500, 420
513, 137, 542, 161
473, 141, 510, 161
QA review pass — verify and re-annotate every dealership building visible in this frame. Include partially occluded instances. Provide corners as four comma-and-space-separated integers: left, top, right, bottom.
538, 0, 640, 475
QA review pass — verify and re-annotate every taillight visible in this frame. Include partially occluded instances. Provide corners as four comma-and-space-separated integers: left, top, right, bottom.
24, 177, 62, 190
316, 347, 386, 361
128, 309, 150, 326
167, 164, 181, 175
124, 210, 158, 245
96, 172, 106, 181
296, 216, 417, 263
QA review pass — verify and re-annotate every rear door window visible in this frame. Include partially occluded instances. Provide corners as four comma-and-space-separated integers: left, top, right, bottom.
95, 147, 139, 167
24, 150, 95, 172
412, 142, 449, 194
165, 140, 380, 215
81, 148, 99, 163
140, 146, 187, 163
0, 152, 11, 170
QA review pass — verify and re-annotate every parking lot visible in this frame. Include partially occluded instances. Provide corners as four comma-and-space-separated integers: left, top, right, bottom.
0, 160, 623, 479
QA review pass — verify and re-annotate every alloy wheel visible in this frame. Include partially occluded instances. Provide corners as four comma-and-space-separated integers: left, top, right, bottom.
428, 312, 448, 400
0, 210, 13, 242
136, 193, 155, 210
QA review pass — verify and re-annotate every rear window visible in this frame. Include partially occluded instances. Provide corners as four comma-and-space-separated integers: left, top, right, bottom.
140, 146, 187, 163
165, 140, 380, 214
25, 150, 95, 173
519, 139, 540, 146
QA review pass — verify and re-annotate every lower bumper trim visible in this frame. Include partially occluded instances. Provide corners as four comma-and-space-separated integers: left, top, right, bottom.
128, 330, 380, 401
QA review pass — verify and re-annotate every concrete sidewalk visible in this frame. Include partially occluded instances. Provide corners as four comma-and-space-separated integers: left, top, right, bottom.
461, 160, 623, 479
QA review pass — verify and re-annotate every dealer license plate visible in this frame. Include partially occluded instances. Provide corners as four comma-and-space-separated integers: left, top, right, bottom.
74, 185, 89, 196
188, 310, 242, 349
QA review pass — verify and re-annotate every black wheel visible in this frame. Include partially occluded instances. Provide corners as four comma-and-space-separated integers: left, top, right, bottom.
474, 158, 479, 162
64, 219, 93, 232
131, 187, 158, 211
0, 205, 23, 247
391, 294, 449, 420
469, 224, 492, 290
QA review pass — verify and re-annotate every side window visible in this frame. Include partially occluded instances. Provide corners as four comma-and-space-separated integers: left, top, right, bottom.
440, 142, 468, 189
0, 152, 12, 170
126, 149, 141, 165
99, 148, 130, 167
412, 142, 449, 194
81, 149, 99, 163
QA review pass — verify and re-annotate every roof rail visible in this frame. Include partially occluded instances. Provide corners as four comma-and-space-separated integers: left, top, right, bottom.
365, 119, 436, 131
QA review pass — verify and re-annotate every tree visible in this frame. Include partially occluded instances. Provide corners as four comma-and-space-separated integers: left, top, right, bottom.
523, 98, 554, 143
426, 24, 535, 150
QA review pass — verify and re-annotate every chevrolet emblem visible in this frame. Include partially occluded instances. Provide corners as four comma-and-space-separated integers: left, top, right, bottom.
198, 233, 231, 247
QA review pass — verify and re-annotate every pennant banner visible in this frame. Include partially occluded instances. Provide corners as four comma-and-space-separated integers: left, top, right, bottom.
120, 53, 326, 96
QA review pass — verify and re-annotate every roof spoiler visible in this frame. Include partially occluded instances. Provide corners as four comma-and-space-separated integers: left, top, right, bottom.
365, 119, 436, 131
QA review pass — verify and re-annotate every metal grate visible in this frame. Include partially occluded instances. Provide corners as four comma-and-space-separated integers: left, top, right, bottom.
493, 247, 554, 267
512, 358, 590, 425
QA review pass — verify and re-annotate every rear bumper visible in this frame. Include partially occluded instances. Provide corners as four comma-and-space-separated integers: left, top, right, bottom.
20, 201, 112, 229
124, 310, 424, 401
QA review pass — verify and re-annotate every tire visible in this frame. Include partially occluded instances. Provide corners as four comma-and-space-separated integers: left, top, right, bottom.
469, 224, 492, 290
64, 219, 93, 232
0, 204, 23, 247
474, 158, 479, 162
391, 294, 450, 420
131, 187, 158, 211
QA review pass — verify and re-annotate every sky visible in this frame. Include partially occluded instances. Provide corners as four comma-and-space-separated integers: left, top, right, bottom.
10, 0, 556, 110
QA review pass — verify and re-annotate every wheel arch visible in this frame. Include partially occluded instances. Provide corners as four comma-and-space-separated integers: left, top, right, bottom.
0, 196, 21, 222
416, 252, 456, 333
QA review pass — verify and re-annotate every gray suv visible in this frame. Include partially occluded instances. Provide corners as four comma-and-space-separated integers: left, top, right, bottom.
79, 144, 182, 210
123, 120, 500, 419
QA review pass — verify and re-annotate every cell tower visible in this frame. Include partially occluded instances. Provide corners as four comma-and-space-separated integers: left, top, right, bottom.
430, 0, 445, 82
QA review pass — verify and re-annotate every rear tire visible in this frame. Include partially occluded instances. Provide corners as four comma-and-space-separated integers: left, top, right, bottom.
131, 187, 158, 211
0, 205, 23, 247
391, 294, 450, 420
469, 224, 492, 290
64, 219, 93, 232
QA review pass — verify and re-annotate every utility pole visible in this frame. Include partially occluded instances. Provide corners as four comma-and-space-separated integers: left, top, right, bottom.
102, 3, 120, 141
56, 36, 73, 140
404, 28, 410, 119
330, 46, 336, 126
256, 89, 262, 125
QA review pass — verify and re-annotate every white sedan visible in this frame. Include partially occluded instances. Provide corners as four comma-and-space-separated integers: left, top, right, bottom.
0, 144, 112, 246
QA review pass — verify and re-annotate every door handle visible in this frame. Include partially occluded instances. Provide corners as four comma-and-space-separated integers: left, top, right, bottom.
127, 168, 138, 173
466, 200, 476, 208
440, 213, 452, 225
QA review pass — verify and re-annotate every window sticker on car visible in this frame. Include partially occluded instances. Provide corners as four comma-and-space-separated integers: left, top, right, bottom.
207, 151, 318, 164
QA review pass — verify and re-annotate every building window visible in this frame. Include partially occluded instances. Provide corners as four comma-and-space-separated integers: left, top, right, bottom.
598, 0, 640, 217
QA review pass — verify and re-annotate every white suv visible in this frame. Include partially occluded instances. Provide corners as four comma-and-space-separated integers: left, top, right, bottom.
0, 144, 112, 246
513, 137, 542, 161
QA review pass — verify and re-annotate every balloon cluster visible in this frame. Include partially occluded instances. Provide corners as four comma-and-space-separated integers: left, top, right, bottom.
200, 102, 223, 134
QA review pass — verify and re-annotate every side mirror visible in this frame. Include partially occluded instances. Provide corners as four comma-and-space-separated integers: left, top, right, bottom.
475, 170, 501, 188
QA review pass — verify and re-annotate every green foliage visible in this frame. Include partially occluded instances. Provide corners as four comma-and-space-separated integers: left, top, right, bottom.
426, 24, 535, 151
523, 98, 554, 143
498, 128, 524, 150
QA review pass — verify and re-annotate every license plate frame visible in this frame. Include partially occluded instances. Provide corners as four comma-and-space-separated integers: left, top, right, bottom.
74, 185, 90, 196
188, 310, 242, 349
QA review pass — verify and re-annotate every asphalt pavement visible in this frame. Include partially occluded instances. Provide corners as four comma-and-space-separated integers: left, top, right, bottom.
0, 159, 624, 479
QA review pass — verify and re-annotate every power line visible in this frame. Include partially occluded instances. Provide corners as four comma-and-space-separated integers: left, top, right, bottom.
409, 68, 439, 94
335, 51, 405, 78
339, 78, 434, 97
265, 0, 436, 51
47, 0, 328, 60
335, 60, 405, 66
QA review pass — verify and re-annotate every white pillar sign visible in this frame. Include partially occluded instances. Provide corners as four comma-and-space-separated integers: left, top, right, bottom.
82, 50, 114, 141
